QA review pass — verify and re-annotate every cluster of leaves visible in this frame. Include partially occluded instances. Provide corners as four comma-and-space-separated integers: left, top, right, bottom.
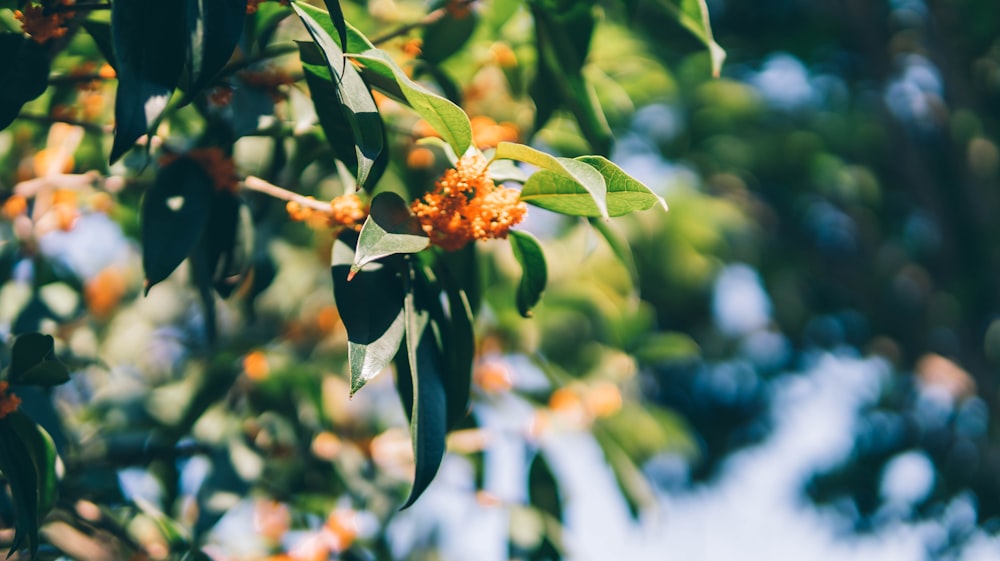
0, 0, 724, 558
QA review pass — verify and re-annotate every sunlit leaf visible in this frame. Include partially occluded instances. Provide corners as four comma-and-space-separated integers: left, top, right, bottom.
110, 0, 187, 162
495, 142, 608, 217
352, 193, 429, 276
142, 157, 214, 292
293, 3, 384, 187
515, 153, 667, 217
351, 49, 472, 155
509, 231, 547, 317
332, 232, 406, 394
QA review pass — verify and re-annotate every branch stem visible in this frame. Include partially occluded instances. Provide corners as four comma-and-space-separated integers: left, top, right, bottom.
242, 176, 333, 214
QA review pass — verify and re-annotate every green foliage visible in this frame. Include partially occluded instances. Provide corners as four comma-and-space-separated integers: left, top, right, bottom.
0, 0, 730, 556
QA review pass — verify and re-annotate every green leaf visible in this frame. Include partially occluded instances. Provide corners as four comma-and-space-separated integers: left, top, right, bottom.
298, 42, 386, 187
578, 156, 668, 212
332, 232, 406, 395
293, 1, 369, 53
516, 154, 668, 218
495, 142, 608, 217
352, 192, 429, 277
529, 2, 611, 155
9, 333, 69, 387
142, 156, 215, 292
440, 280, 474, 428
397, 270, 447, 508
351, 49, 472, 155
0, 412, 58, 559
655, 0, 726, 77
185, 0, 247, 97
293, 3, 384, 187
0, 34, 51, 131
420, 0, 478, 64
509, 231, 547, 318
110, 0, 187, 162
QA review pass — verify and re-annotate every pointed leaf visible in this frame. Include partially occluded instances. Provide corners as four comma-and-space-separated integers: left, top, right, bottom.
509, 231, 547, 317
142, 157, 215, 292
185, 0, 247, 97
0, 34, 51, 131
496, 142, 608, 217
298, 42, 361, 175
518, 155, 667, 217
398, 280, 446, 508
110, 0, 187, 162
440, 281, 474, 428
352, 192, 429, 276
9, 333, 69, 387
578, 156, 668, 212
332, 233, 406, 394
293, 3, 383, 187
294, 1, 373, 53
351, 49, 472, 155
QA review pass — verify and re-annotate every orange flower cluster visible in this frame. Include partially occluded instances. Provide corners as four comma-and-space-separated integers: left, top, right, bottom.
0, 382, 22, 419
286, 194, 367, 230
15, 0, 74, 44
411, 153, 526, 251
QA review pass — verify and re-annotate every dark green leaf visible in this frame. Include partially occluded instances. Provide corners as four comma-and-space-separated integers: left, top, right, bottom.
142, 157, 215, 292
530, 2, 612, 155
528, 451, 562, 520
398, 272, 446, 508
440, 280, 474, 428
293, 3, 384, 187
352, 49, 472, 155
110, 0, 187, 162
0, 412, 48, 559
8, 412, 58, 516
9, 333, 68, 387
352, 192, 429, 276
293, 1, 373, 53
509, 231, 547, 318
331, 232, 406, 394
420, 0, 478, 64
320, 0, 349, 57
299, 42, 361, 171
0, 34, 51, 131
185, 0, 247, 97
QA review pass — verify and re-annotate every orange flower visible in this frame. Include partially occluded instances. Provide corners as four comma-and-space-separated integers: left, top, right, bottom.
328, 194, 366, 229
243, 350, 270, 381
15, 1, 74, 44
0, 382, 22, 419
2, 195, 28, 220
85, 267, 127, 319
411, 153, 526, 251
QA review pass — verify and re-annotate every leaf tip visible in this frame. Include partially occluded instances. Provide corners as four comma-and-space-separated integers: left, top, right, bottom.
347, 267, 359, 282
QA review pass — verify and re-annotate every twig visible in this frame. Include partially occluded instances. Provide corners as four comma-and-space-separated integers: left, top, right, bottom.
242, 176, 333, 213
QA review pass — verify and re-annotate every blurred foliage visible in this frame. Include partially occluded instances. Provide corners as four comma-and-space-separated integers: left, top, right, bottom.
2, 0, 1000, 559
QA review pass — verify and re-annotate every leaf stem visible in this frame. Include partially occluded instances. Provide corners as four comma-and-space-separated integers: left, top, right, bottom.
242, 176, 333, 214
